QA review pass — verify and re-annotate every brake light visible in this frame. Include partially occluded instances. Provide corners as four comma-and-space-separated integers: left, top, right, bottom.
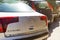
0, 23, 3, 33
0, 17, 19, 33
40, 16, 48, 26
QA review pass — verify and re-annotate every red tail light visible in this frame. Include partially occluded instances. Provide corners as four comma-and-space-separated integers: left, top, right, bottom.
0, 17, 19, 33
0, 24, 3, 33
40, 16, 48, 26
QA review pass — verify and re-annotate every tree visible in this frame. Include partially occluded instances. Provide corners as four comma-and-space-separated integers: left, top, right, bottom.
46, 0, 57, 13
0, 0, 3, 3
46, 0, 59, 22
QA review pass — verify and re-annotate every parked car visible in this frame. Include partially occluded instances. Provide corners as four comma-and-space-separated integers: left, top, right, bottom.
0, 1, 49, 40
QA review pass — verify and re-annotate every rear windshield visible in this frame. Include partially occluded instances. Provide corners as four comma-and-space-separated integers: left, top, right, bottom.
0, 1, 33, 12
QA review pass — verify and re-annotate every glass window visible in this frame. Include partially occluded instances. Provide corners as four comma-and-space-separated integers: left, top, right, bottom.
0, 0, 33, 12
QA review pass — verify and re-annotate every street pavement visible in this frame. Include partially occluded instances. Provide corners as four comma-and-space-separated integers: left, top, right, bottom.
47, 18, 60, 40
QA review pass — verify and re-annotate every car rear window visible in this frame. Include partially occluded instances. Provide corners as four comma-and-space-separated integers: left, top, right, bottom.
0, 2, 33, 12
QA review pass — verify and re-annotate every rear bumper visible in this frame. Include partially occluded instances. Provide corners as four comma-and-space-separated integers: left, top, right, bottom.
22, 32, 49, 40
34, 32, 49, 40
0, 30, 49, 40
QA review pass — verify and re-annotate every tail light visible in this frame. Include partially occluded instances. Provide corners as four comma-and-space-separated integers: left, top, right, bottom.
40, 16, 48, 26
0, 17, 19, 33
0, 23, 3, 33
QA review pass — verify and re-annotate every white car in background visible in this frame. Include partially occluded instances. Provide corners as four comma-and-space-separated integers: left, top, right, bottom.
0, 1, 49, 40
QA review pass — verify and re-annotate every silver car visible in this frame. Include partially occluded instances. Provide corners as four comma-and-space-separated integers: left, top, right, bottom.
0, 1, 49, 40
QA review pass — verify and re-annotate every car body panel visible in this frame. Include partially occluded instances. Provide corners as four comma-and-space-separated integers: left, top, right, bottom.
5, 16, 47, 36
